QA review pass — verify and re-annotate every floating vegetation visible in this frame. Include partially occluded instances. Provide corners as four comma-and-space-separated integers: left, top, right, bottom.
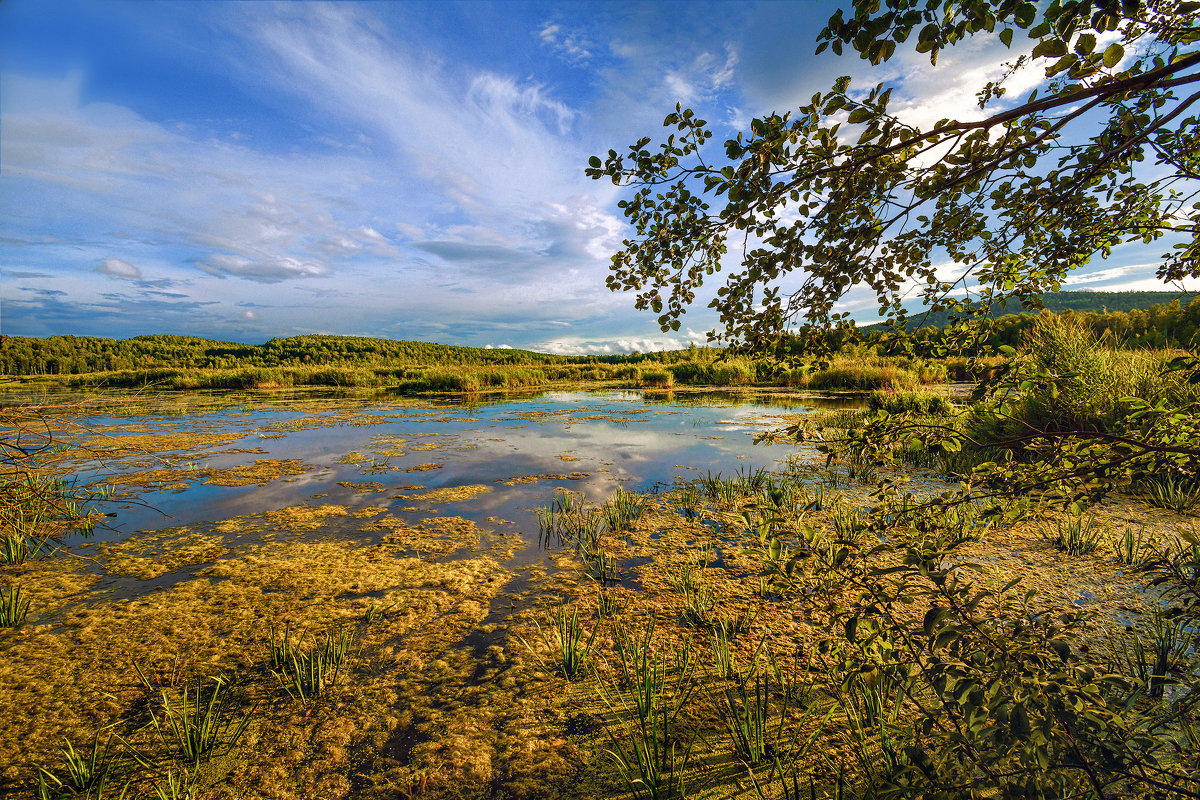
5, 390, 1200, 799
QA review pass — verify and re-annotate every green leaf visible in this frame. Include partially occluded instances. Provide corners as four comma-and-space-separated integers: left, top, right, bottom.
999, 28, 1014, 47
588, 155, 602, 169
1102, 42, 1124, 68
847, 108, 872, 124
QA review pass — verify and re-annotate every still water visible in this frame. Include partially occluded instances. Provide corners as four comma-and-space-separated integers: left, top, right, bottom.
68, 389, 843, 556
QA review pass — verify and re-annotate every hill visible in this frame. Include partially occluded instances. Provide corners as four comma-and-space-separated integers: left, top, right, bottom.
867, 290, 1194, 331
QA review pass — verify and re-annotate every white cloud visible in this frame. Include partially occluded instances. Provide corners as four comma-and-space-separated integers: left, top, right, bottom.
97, 257, 142, 280
535, 333, 709, 356
538, 21, 592, 64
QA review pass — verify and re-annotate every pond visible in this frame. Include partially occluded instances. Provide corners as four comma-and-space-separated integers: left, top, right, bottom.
74, 388, 839, 549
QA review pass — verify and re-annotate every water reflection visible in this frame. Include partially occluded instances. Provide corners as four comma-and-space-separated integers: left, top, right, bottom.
59, 390, 853, 558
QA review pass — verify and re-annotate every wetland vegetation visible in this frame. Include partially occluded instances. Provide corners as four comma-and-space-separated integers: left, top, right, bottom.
2, 310, 1199, 799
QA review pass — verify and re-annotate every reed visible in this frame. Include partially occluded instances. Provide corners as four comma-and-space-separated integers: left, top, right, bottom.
515, 603, 599, 680
1, 583, 31, 627
35, 734, 126, 800
1040, 515, 1104, 556
269, 624, 355, 704
151, 676, 255, 766
599, 618, 697, 800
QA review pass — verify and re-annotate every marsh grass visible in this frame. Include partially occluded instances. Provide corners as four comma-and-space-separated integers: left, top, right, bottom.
1041, 515, 1105, 556
151, 768, 196, 800
149, 676, 255, 767
670, 565, 715, 628
603, 487, 647, 533
2, 529, 54, 565
515, 602, 599, 680
1142, 473, 1200, 514
1112, 526, 1147, 565
269, 625, 354, 704
715, 673, 799, 767
1, 583, 31, 627
1108, 609, 1198, 699
599, 618, 698, 800
35, 733, 126, 800
675, 484, 704, 520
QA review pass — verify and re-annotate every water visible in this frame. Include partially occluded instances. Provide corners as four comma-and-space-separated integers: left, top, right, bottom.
55, 389, 845, 562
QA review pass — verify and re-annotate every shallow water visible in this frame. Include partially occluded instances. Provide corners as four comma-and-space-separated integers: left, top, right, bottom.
64, 389, 841, 557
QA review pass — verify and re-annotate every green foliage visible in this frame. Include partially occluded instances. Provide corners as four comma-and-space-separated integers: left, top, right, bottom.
590, 1, 1199, 353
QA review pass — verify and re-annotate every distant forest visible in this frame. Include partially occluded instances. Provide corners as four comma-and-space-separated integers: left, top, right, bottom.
876, 290, 1197, 331
1, 290, 1196, 377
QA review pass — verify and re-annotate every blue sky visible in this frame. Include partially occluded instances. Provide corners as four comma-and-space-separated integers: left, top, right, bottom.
1, 1, 1192, 353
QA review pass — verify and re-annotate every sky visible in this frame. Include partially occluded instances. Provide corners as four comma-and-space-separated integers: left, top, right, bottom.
1, 0, 1194, 354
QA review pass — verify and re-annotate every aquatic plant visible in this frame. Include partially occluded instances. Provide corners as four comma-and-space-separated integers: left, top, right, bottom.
585, 550, 622, 587
701, 471, 743, 505
0, 583, 30, 627
35, 733, 126, 800
1108, 609, 1198, 699
1142, 472, 1200, 514
599, 618, 697, 800
150, 676, 255, 767
735, 465, 771, 494
2, 529, 53, 565
269, 624, 355, 704
363, 599, 397, 626
1041, 514, 1104, 556
675, 483, 704, 520
151, 768, 196, 800
715, 673, 801, 767
515, 602, 599, 680
603, 487, 647, 533
845, 456, 878, 485
1112, 526, 1146, 566
670, 565, 715, 628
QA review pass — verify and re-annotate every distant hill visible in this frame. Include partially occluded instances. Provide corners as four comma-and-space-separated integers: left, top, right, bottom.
868, 290, 1195, 331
